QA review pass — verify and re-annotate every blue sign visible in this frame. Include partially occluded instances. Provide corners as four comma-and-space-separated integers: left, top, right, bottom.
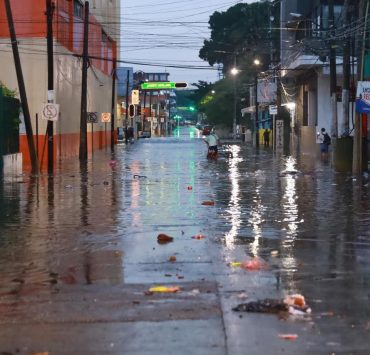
356, 81, 370, 113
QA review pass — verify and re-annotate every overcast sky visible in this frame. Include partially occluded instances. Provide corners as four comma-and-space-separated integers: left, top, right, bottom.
120, 0, 253, 85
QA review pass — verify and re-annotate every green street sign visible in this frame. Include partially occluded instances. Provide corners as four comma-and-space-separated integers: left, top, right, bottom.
141, 82, 187, 90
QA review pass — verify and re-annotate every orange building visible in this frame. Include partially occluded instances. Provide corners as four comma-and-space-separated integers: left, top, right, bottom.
0, 0, 120, 170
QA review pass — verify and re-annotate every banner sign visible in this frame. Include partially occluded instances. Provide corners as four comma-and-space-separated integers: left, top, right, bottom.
356, 81, 370, 113
257, 81, 277, 103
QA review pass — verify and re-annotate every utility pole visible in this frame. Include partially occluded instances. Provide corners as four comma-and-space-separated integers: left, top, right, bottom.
255, 74, 259, 147
353, 0, 369, 174
46, 0, 55, 174
79, 1, 89, 161
125, 70, 129, 144
110, 59, 116, 153
342, 0, 351, 135
329, 0, 338, 139
4, 0, 39, 173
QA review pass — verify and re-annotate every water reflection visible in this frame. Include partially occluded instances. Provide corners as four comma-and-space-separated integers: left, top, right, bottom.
224, 145, 242, 249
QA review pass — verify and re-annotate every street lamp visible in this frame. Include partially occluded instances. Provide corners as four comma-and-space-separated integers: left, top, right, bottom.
231, 67, 238, 139
254, 59, 262, 147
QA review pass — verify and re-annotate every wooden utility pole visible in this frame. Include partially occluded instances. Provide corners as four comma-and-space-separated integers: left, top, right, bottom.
79, 1, 89, 161
110, 59, 116, 152
46, 0, 55, 174
329, 0, 338, 139
4, 0, 39, 173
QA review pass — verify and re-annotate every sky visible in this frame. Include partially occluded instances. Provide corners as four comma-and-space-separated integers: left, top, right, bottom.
120, 0, 254, 85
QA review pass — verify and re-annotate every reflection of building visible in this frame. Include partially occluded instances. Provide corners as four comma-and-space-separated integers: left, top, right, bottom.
0, 0, 120, 168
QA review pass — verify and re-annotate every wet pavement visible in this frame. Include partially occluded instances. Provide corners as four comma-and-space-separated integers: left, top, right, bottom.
1, 126, 370, 354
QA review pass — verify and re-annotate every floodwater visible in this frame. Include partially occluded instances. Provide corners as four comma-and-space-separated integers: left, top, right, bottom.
1, 125, 370, 353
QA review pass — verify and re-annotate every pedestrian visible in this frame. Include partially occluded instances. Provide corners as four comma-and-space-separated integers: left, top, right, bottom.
263, 129, 270, 147
317, 127, 331, 159
204, 128, 219, 159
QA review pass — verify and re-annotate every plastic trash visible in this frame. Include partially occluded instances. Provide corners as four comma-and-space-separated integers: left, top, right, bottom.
192, 234, 205, 240
187, 186, 193, 190
278, 334, 298, 341
201, 201, 215, 206
149, 286, 180, 293
228, 257, 267, 270
169, 255, 177, 262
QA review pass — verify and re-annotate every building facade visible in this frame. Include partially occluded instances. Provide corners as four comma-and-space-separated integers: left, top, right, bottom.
280, 0, 356, 154
0, 0, 119, 168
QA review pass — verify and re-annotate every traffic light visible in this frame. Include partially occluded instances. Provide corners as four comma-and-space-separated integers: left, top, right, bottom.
175, 82, 188, 88
129, 104, 135, 118
137, 105, 141, 116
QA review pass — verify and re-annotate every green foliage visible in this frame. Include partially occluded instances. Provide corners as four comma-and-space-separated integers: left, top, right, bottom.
0, 81, 17, 98
199, 1, 280, 73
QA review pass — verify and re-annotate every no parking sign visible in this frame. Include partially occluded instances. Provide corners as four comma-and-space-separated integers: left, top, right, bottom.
41, 103, 59, 121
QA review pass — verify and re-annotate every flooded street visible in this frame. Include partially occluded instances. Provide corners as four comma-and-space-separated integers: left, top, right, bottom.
1, 126, 370, 354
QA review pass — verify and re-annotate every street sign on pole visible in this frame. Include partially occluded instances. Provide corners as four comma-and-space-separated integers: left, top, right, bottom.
269, 105, 278, 115
41, 103, 59, 121
101, 112, 111, 123
131, 90, 139, 105
141, 82, 188, 90
87, 112, 98, 123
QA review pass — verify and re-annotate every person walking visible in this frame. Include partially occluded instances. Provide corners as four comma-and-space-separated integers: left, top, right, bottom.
317, 127, 331, 159
263, 129, 270, 147
204, 128, 219, 159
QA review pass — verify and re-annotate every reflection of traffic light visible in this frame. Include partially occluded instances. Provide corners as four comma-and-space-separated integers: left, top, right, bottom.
129, 104, 135, 118
137, 105, 141, 116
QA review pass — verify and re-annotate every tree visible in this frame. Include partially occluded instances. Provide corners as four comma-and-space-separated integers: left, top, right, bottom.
199, 1, 279, 73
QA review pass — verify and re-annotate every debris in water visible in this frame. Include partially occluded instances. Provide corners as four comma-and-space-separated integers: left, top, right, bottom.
228, 257, 267, 270
270, 250, 279, 257
149, 286, 180, 293
278, 334, 298, 341
109, 160, 117, 167
169, 255, 177, 262
233, 294, 311, 315
201, 201, 215, 206
187, 186, 193, 190
157, 233, 174, 244
192, 234, 205, 240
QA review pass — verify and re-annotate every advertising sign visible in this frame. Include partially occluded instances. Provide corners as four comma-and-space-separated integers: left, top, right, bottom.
356, 81, 370, 113
257, 81, 277, 103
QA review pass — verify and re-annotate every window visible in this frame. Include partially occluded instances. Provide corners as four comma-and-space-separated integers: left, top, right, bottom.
73, 0, 83, 19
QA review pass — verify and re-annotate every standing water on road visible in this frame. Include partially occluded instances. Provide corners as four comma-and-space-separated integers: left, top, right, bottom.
1, 126, 370, 354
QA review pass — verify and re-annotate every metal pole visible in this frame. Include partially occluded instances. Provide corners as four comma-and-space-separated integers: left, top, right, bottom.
79, 1, 89, 161
46, 0, 55, 174
255, 74, 259, 147
353, 0, 369, 174
342, 0, 351, 135
110, 59, 116, 152
329, 0, 338, 139
125, 70, 129, 144
233, 76, 237, 140
4, 0, 39, 173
